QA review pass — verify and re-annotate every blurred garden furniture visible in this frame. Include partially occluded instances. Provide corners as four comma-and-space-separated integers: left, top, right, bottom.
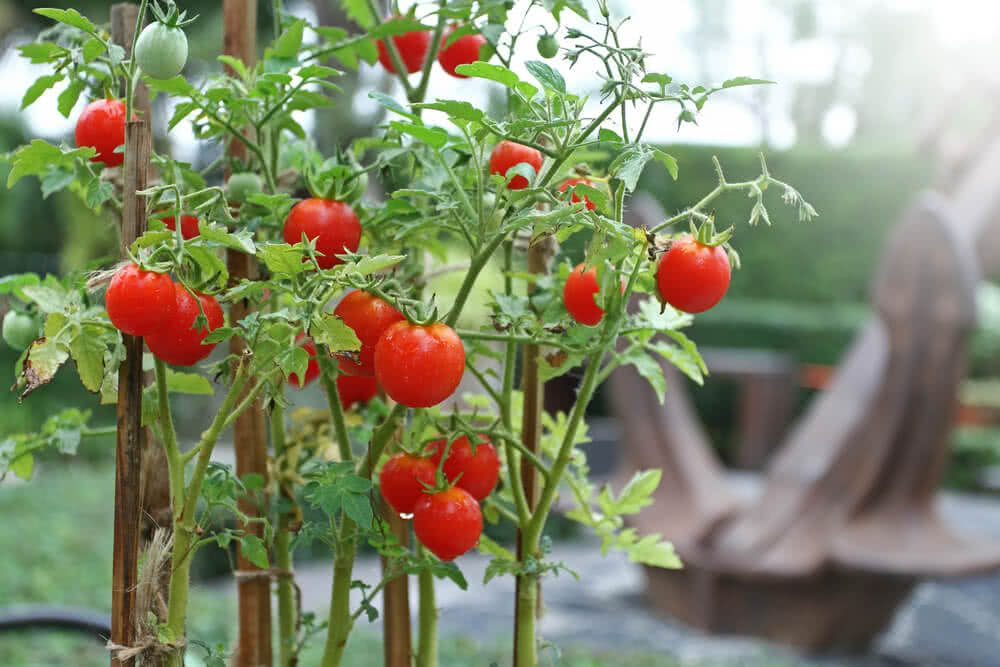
610, 192, 1000, 652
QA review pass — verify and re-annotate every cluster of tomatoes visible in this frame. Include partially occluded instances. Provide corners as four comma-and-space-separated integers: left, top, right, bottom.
379, 435, 500, 561
376, 21, 487, 78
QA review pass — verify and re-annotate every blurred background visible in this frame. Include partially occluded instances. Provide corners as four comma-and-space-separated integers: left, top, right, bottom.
2, 1, 999, 665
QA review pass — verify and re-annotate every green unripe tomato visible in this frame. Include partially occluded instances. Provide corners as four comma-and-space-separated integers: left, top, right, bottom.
227, 173, 263, 204
537, 34, 559, 59
2, 310, 38, 351
135, 22, 189, 80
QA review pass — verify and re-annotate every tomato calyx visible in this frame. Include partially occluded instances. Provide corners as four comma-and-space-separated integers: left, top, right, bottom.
148, 0, 197, 29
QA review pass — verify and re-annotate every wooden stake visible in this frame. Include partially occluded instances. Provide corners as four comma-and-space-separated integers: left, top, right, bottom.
110, 5, 150, 665
222, 2, 272, 665
381, 503, 412, 667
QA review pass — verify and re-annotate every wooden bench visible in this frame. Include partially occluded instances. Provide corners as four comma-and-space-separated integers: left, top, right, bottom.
609, 192, 1000, 651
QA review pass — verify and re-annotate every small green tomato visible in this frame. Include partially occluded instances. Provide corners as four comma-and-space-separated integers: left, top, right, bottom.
135, 21, 189, 80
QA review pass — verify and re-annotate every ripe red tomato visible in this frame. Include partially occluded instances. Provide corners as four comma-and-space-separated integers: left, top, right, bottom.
337, 374, 378, 408
283, 198, 362, 270
558, 178, 596, 210
374, 322, 465, 408
333, 290, 405, 376
437, 25, 486, 78
144, 284, 224, 366
163, 215, 200, 240
75, 99, 127, 167
426, 435, 500, 501
413, 486, 483, 560
288, 333, 320, 388
655, 235, 731, 313
563, 263, 622, 326
489, 141, 543, 190
105, 263, 176, 336
376, 19, 432, 74
379, 452, 437, 516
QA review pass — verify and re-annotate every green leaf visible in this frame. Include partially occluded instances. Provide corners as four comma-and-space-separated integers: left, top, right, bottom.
267, 19, 306, 59
81, 37, 106, 63
598, 128, 623, 143
628, 534, 681, 569
622, 348, 666, 402
412, 100, 484, 124
10, 454, 34, 480
0, 273, 41, 300
341, 254, 406, 276
34, 8, 96, 34
651, 149, 678, 180
650, 334, 706, 385
7, 140, 94, 188
312, 313, 361, 353
369, 91, 418, 121
17, 337, 70, 399
454, 62, 520, 90
721, 76, 775, 89
217, 55, 249, 81
57, 79, 85, 118
196, 221, 257, 255
145, 76, 197, 98
18, 42, 66, 64
165, 370, 214, 395
524, 60, 565, 94
389, 121, 448, 150
21, 74, 62, 110
70, 330, 105, 392
608, 144, 659, 192
339, 0, 376, 29
614, 470, 661, 514
20, 285, 67, 313
240, 534, 270, 569
258, 243, 309, 276
203, 327, 237, 344
642, 73, 673, 89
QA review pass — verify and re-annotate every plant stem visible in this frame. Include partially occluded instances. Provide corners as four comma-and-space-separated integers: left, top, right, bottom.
415, 545, 438, 667
272, 400, 296, 667
444, 232, 507, 328
318, 353, 353, 462
514, 572, 540, 667
320, 518, 358, 667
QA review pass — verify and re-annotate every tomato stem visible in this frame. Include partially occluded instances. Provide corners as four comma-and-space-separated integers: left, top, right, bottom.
272, 398, 297, 667
415, 542, 439, 667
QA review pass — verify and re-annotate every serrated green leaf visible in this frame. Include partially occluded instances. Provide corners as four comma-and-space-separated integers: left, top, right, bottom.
218, 55, 249, 80
7, 140, 94, 188
145, 76, 197, 97
10, 454, 34, 480
21, 285, 67, 313
615, 469, 661, 514
240, 534, 270, 569
81, 37, 105, 63
342, 254, 406, 276
258, 243, 309, 276
70, 330, 105, 392
57, 79, 85, 117
21, 74, 62, 110
166, 370, 214, 395
18, 42, 65, 64
412, 99, 484, 124
34, 8, 96, 34
652, 149, 678, 180
312, 312, 361, 353
721, 76, 774, 89
389, 121, 448, 149
268, 19, 306, 59
340, 0, 376, 29
454, 61, 520, 89
524, 60, 565, 94
0, 273, 41, 300
196, 221, 256, 255
628, 534, 681, 569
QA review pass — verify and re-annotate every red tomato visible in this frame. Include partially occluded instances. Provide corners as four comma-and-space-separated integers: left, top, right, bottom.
437, 25, 487, 78
376, 19, 432, 74
283, 198, 362, 270
75, 99, 127, 167
288, 333, 320, 388
489, 141, 543, 190
105, 263, 176, 336
163, 215, 200, 240
374, 322, 465, 408
558, 178, 596, 210
333, 290, 405, 377
145, 284, 224, 366
563, 263, 621, 326
425, 435, 500, 501
379, 452, 437, 516
655, 235, 731, 313
413, 486, 483, 561
337, 374, 378, 409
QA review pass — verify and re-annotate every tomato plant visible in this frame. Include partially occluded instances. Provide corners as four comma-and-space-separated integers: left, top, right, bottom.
437, 25, 487, 78
374, 321, 465, 408
74, 99, 126, 167
1, 2, 818, 667
333, 290, 405, 376
283, 198, 362, 269
426, 435, 501, 501
412, 486, 483, 561
2, 310, 38, 350
104, 263, 176, 336
656, 232, 732, 313
144, 284, 224, 366
379, 452, 437, 516
489, 140, 543, 190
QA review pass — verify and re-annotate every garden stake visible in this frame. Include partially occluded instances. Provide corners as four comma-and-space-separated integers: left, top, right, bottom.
222, 2, 273, 665
109, 4, 149, 665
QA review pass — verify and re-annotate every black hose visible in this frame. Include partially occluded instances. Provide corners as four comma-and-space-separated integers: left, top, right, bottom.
0, 606, 111, 643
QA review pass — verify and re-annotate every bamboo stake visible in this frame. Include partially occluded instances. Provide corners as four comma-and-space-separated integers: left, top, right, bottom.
381, 502, 412, 667
222, 2, 272, 665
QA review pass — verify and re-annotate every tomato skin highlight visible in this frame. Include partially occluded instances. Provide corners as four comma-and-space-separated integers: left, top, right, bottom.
283, 198, 362, 270
105, 264, 176, 336
134, 21, 188, 80
144, 284, 224, 366
379, 452, 437, 516
75, 99, 126, 167
333, 290, 405, 377
563, 263, 616, 326
437, 25, 487, 78
163, 215, 200, 240
413, 486, 483, 561
558, 178, 596, 210
288, 333, 320, 388
376, 20, 432, 74
374, 322, 465, 408
425, 436, 501, 501
489, 141, 543, 190
655, 235, 731, 313
337, 374, 379, 409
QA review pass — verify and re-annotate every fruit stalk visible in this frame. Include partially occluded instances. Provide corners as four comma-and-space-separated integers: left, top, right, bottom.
272, 400, 296, 667
415, 543, 438, 667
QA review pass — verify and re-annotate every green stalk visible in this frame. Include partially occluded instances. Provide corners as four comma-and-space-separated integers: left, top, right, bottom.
320, 518, 358, 667
444, 232, 508, 328
272, 400, 296, 667
415, 547, 438, 667
514, 572, 540, 667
